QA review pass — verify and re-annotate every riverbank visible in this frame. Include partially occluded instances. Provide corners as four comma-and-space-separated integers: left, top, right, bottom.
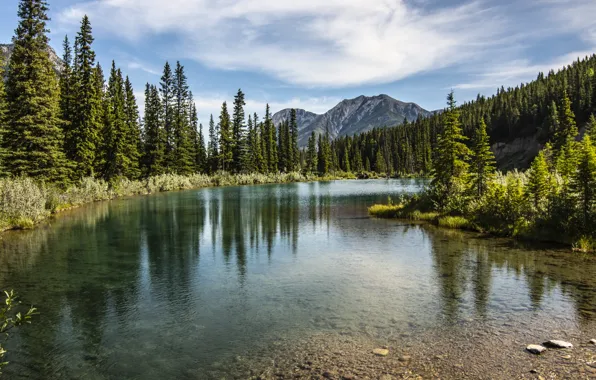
215, 323, 596, 379
0, 171, 356, 232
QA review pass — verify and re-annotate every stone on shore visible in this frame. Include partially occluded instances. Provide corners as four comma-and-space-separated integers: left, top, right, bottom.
373, 348, 389, 356
543, 340, 573, 349
526, 345, 547, 354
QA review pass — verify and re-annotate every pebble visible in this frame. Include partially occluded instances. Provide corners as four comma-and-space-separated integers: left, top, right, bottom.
373, 348, 389, 357
590, 339, 596, 345
526, 344, 547, 354
543, 340, 573, 349
379, 375, 393, 380
398, 355, 411, 362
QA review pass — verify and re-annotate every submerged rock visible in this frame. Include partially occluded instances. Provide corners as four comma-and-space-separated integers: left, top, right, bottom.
373, 348, 389, 356
526, 345, 547, 354
543, 340, 573, 349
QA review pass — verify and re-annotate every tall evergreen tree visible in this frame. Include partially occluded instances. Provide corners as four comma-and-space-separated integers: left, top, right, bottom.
219, 102, 233, 171
470, 119, 496, 197
305, 131, 318, 173
263, 104, 277, 172
375, 149, 387, 175
231, 89, 246, 172
172, 62, 193, 174
527, 150, 550, 212
123, 76, 141, 179
207, 114, 219, 173
3, 0, 70, 183
430, 91, 471, 206
59, 35, 74, 131
253, 113, 265, 173
160, 62, 174, 171
317, 132, 331, 175
142, 83, 165, 176
244, 114, 256, 172
100, 62, 128, 180
572, 135, 596, 231
289, 109, 299, 171
586, 114, 596, 144
0, 54, 7, 176
191, 104, 206, 173
554, 89, 578, 153
71, 15, 101, 177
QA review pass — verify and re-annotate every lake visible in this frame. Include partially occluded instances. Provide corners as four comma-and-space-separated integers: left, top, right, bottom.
1, 179, 595, 379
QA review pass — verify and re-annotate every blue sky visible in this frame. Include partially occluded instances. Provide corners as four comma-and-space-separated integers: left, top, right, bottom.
1, 0, 595, 125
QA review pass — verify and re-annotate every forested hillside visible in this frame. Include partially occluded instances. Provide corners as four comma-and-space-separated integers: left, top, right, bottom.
329, 55, 596, 175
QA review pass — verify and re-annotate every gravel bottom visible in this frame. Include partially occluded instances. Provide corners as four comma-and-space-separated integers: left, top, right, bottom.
208, 323, 596, 379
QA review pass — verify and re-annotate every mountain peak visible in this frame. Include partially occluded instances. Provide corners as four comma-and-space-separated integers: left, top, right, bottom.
272, 95, 431, 146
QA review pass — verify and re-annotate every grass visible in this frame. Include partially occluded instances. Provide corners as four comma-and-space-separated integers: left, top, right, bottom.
369, 201, 474, 232
437, 216, 472, 230
0, 171, 350, 232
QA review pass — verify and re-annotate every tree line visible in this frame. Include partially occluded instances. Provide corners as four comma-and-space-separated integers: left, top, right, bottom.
329, 53, 596, 176
0, 0, 313, 186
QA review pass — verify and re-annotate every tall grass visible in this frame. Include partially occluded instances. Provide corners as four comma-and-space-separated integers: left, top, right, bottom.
0, 171, 338, 231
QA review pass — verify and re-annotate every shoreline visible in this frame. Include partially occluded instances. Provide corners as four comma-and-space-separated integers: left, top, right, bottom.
367, 203, 590, 252
0, 172, 357, 234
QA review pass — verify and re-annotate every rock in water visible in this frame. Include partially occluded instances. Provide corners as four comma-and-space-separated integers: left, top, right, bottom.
543, 340, 573, 349
373, 348, 389, 356
526, 345, 547, 354
590, 339, 596, 345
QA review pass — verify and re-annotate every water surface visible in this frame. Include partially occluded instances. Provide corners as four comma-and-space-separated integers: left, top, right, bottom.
1, 179, 595, 379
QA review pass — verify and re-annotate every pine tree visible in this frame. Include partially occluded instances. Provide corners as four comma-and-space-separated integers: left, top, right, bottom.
317, 132, 331, 175
342, 146, 351, 172
305, 131, 318, 173
3, 0, 70, 183
219, 102, 233, 171
71, 15, 101, 177
123, 76, 141, 179
290, 109, 299, 171
586, 114, 596, 144
527, 150, 550, 211
375, 149, 386, 175
160, 62, 174, 171
59, 35, 74, 135
554, 89, 578, 153
264, 104, 277, 172
100, 62, 128, 181
207, 114, 219, 173
0, 54, 7, 176
244, 114, 256, 172
231, 89, 246, 172
172, 62, 193, 174
470, 119, 496, 197
571, 135, 596, 231
191, 104, 206, 173
353, 146, 363, 172
253, 113, 265, 173
430, 91, 471, 206
142, 84, 165, 176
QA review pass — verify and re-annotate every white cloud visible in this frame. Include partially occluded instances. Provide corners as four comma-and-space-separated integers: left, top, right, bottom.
126, 61, 160, 75
58, 0, 514, 87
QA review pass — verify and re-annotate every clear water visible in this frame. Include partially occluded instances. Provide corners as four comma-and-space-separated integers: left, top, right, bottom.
0, 179, 595, 379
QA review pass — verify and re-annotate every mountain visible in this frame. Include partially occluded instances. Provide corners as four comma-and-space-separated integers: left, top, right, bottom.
1, 43, 63, 75
272, 94, 432, 146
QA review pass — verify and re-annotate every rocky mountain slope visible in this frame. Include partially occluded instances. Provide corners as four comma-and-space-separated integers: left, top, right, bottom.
1, 43, 62, 74
272, 94, 432, 146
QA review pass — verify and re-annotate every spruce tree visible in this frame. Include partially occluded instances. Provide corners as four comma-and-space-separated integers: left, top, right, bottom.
142, 84, 165, 176
191, 104, 206, 173
231, 89, 246, 172
343, 148, 351, 172
375, 149, 387, 175
3, 0, 70, 183
244, 114, 256, 172
253, 113, 265, 173
527, 150, 550, 211
172, 62, 193, 174
470, 119, 496, 197
71, 15, 101, 177
219, 102, 233, 171
289, 109, 299, 171
430, 91, 471, 206
353, 146, 363, 172
317, 132, 331, 175
207, 114, 219, 173
554, 89, 578, 153
59, 35, 74, 134
160, 62, 174, 171
0, 54, 6, 176
305, 131, 318, 173
586, 114, 596, 144
124, 76, 141, 179
100, 62, 127, 180
572, 135, 596, 231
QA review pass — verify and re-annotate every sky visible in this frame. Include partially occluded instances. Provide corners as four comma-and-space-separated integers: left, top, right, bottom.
1, 0, 595, 126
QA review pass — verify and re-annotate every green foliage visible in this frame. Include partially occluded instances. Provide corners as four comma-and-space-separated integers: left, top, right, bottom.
0, 290, 37, 374
219, 101, 233, 171
526, 151, 550, 212
142, 84, 165, 177
571, 135, 596, 233
3, 0, 71, 184
172, 62, 194, 175
470, 118, 495, 197
231, 89, 246, 173
430, 91, 471, 212
305, 131, 318, 173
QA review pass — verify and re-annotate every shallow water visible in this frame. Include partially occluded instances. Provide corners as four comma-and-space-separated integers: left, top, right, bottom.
0, 179, 595, 379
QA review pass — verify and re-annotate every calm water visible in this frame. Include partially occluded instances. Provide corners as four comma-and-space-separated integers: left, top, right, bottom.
1, 179, 595, 379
